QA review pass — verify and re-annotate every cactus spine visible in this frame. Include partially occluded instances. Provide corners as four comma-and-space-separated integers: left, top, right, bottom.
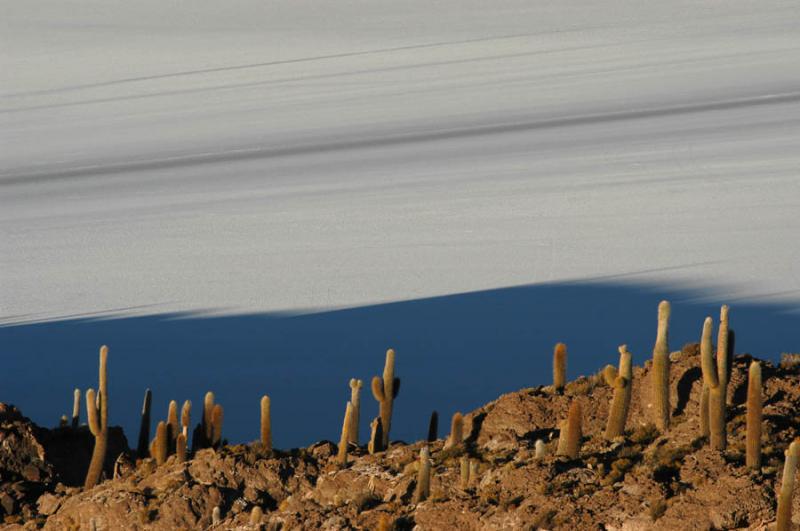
777, 441, 799, 531
348, 379, 363, 444
557, 401, 582, 459
368, 417, 383, 454
605, 345, 633, 439
427, 411, 438, 442
413, 447, 431, 503
84, 345, 109, 489
445, 412, 463, 449
154, 421, 168, 465
371, 349, 400, 447
553, 343, 567, 393
746, 361, 762, 470
260, 395, 272, 452
700, 316, 726, 450
338, 401, 353, 466
71, 389, 80, 429
652, 300, 671, 432
137, 389, 152, 459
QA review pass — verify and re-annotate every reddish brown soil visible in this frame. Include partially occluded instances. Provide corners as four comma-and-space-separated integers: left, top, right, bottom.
2, 346, 799, 530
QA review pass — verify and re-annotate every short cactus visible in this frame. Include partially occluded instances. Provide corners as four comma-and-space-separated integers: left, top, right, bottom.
167, 400, 179, 451
700, 316, 727, 450
557, 401, 582, 459
84, 345, 109, 489
212, 506, 221, 525
553, 343, 567, 393
368, 417, 383, 454
371, 349, 400, 447
210, 404, 224, 449
445, 412, 463, 449
777, 441, 799, 531
338, 401, 353, 466
181, 400, 191, 438
746, 361, 762, 470
413, 446, 431, 503
534, 439, 546, 459
348, 379, 363, 445
250, 506, 263, 526
136, 389, 152, 459
154, 420, 168, 465
651, 300, 671, 432
459, 456, 470, 489
71, 389, 80, 429
605, 345, 633, 439
427, 411, 438, 442
176, 432, 187, 463
260, 395, 272, 452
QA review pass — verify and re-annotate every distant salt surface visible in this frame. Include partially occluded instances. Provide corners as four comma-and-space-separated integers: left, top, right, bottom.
1, 0, 799, 445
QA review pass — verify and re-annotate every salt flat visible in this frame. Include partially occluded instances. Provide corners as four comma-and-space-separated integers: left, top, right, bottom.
1, 1, 800, 444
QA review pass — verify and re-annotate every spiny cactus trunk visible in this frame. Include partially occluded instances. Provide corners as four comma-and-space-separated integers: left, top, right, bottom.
651, 300, 671, 432
181, 400, 191, 439
553, 343, 567, 393
176, 432, 187, 463
413, 447, 431, 503
167, 400, 179, 454
558, 401, 582, 459
154, 421, 168, 465
371, 349, 400, 448
338, 401, 353, 466
699, 383, 710, 438
459, 456, 470, 489
210, 404, 224, 449
605, 345, 633, 439
348, 379, 362, 445
71, 389, 80, 429
368, 417, 383, 454
427, 411, 438, 442
84, 346, 109, 489
777, 441, 799, 531
445, 412, 463, 449
260, 395, 272, 452
700, 316, 727, 450
136, 389, 152, 459
746, 361, 762, 470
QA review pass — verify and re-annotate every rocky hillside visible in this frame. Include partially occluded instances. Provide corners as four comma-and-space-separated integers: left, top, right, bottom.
2, 343, 800, 530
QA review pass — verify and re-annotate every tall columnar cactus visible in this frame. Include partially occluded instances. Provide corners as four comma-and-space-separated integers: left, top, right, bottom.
348, 379, 363, 445
557, 401, 582, 459
459, 456, 470, 489
260, 395, 272, 452
427, 411, 438, 442
700, 317, 727, 450
154, 420, 168, 465
210, 404, 224, 449
605, 345, 633, 439
181, 400, 191, 438
137, 389, 152, 459
777, 441, 799, 531
71, 389, 81, 429
203, 391, 215, 443
413, 446, 431, 503
338, 401, 353, 466
652, 300, 671, 432
553, 343, 567, 393
167, 400, 179, 452
368, 417, 383, 454
746, 361, 762, 470
371, 349, 400, 447
445, 412, 463, 449
84, 345, 109, 489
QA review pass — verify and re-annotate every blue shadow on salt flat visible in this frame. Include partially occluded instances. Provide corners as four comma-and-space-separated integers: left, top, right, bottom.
1, 279, 798, 449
